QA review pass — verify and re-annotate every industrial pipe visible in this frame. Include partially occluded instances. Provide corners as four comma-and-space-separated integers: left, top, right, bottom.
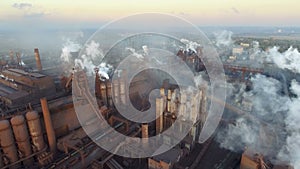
40, 98, 56, 153
141, 124, 148, 144
34, 48, 42, 71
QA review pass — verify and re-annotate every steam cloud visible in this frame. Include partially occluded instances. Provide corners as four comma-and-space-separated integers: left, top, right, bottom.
75, 40, 111, 78
60, 39, 82, 62
59, 36, 112, 79
277, 79, 300, 168
180, 39, 201, 53
267, 46, 300, 74
125, 47, 144, 60
214, 30, 233, 47
217, 73, 300, 168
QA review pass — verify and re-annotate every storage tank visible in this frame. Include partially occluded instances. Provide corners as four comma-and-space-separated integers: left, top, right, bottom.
25, 111, 45, 152
0, 120, 19, 168
10, 115, 33, 166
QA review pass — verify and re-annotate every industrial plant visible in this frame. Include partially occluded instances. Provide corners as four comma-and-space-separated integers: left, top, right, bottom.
0, 34, 298, 169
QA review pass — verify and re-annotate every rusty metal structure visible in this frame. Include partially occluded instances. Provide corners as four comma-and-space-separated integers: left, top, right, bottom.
0, 47, 294, 169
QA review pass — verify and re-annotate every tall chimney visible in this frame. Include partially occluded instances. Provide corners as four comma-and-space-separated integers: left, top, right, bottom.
9, 50, 15, 64
16, 52, 21, 66
34, 48, 42, 71
40, 98, 56, 153
142, 124, 149, 144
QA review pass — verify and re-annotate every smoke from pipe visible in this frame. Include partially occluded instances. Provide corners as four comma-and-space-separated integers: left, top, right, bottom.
214, 30, 233, 47
277, 79, 300, 168
216, 73, 300, 168
180, 38, 201, 53
266, 46, 300, 74
60, 38, 82, 63
75, 40, 112, 79
125, 47, 144, 60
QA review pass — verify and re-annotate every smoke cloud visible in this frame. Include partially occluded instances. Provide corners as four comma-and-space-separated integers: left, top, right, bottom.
266, 46, 300, 74
85, 40, 103, 60
125, 47, 144, 60
214, 30, 233, 47
60, 39, 82, 62
75, 40, 111, 78
180, 39, 201, 53
216, 74, 300, 168
277, 79, 300, 169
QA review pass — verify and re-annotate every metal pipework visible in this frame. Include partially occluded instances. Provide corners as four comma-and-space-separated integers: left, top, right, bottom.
10, 115, 33, 166
26, 111, 45, 152
40, 97, 56, 153
34, 48, 42, 71
0, 120, 19, 168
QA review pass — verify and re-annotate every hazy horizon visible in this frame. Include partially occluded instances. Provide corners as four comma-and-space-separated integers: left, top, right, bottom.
1, 0, 300, 32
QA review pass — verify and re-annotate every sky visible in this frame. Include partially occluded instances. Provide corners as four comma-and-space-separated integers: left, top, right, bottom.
0, 0, 300, 31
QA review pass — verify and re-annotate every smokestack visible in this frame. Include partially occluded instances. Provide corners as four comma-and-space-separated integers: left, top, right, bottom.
16, 52, 21, 66
9, 50, 14, 63
142, 124, 149, 144
40, 98, 56, 153
156, 98, 164, 135
34, 48, 42, 71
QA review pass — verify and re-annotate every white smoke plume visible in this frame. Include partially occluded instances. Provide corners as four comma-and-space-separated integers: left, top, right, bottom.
214, 30, 233, 47
266, 46, 300, 74
85, 40, 104, 60
217, 74, 300, 168
277, 79, 300, 169
180, 39, 201, 53
60, 39, 82, 62
75, 40, 111, 78
142, 45, 149, 56
99, 63, 112, 80
194, 73, 208, 88
125, 47, 144, 60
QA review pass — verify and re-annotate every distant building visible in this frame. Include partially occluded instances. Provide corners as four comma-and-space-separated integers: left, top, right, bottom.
232, 47, 244, 56
240, 43, 250, 48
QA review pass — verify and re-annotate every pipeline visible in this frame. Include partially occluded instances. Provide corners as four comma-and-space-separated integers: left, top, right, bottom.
0, 146, 47, 169
48, 141, 94, 169
40, 98, 56, 153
